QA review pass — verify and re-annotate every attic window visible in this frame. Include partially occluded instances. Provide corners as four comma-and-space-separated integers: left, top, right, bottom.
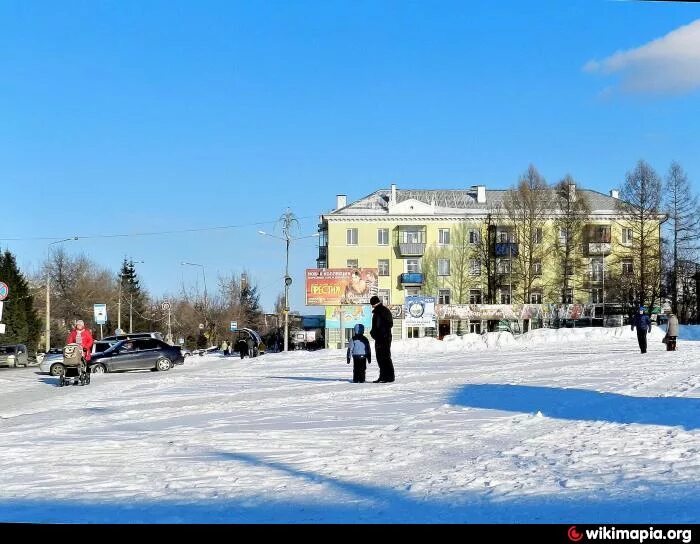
410, 205, 414, 210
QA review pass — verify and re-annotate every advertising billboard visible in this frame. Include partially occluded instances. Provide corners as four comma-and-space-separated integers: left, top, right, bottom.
404, 295, 436, 327
325, 305, 373, 329
306, 268, 378, 306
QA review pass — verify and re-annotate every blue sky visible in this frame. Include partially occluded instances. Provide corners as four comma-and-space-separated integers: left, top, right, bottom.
1, 0, 699, 313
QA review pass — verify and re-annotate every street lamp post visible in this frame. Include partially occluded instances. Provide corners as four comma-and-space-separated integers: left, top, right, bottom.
181, 262, 208, 332
45, 237, 78, 352
259, 223, 318, 352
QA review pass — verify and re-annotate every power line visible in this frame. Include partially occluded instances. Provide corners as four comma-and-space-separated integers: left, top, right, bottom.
0, 215, 318, 242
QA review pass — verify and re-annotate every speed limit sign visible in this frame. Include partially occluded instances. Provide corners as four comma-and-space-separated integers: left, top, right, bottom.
161, 301, 171, 311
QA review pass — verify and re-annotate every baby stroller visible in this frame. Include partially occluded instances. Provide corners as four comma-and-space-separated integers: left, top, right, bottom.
59, 343, 91, 387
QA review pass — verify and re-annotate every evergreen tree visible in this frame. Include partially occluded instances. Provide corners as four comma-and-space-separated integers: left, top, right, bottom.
0, 250, 41, 352
118, 259, 149, 332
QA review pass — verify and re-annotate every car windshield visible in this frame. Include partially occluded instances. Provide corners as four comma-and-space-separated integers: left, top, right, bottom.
0, 346, 16, 354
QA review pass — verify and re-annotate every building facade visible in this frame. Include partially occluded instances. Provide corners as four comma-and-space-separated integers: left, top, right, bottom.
316, 184, 664, 343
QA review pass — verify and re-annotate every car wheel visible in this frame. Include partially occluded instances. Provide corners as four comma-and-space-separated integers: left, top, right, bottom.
156, 357, 172, 371
50, 363, 66, 377
91, 364, 106, 374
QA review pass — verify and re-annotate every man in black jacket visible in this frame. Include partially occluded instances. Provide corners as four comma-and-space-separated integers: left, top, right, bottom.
369, 295, 395, 383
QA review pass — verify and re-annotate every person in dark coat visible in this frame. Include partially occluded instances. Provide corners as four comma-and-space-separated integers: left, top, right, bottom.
369, 295, 395, 383
346, 323, 371, 383
664, 313, 679, 351
631, 306, 652, 354
235, 338, 249, 359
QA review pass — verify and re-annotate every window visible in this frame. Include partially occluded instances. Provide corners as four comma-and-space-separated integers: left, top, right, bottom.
378, 259, 390, 276
591, 288, 603, 304
559, 228, 569, 245
498, 230, 514, 243
622, 259, 634, 275
500, 292, 511, 304
533, 260, 542, 276
438, 229, 451, 245
590, 257, 603, 281
497, 259, 511, 274
402, 230, 424, 244
592, 225, 611, 243
562, 288, 573, 304
469, 259, 481, 276
378, 289, 390, 305
565, 263, 574, 276
438, 259, 450, 276
377, 228, 389, 245
530, 292, 542, 304
347, 259, 358, 269
346, 228, 358, 245
622, 228, 633, 245
438, 289, 451, 304
407, 327, 420, 338
469, 289, 482, 304
406, 259, 421, 273
533, 228, 543, 244
469, 322, 481, 334
469, 229, 480, 244
405, 287, 420, 296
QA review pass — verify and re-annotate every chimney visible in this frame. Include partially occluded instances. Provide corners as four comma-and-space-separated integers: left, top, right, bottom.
336, 194, 347, 210
610, 189, 619, 199
391, 183, 397, 204
476, 185, 486, 204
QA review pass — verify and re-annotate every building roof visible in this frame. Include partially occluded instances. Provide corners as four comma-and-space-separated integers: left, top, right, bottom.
326, 187, 620, 217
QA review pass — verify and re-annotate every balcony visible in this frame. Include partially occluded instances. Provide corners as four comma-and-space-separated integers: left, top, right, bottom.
317, 246, 328, 259
588, 242, 612, 255
494, 242, 519, 257
399, 272, 424, 286
398, 242, 426, 256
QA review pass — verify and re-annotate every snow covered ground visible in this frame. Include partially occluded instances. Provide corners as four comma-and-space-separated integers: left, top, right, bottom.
0, 325, 698, 524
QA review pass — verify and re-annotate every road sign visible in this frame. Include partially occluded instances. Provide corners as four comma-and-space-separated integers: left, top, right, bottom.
230, 321, 238, 331
0, 282, 8, 301
161, 301, 172, 311
199, 323, 205, 330
94, 303, 107, 325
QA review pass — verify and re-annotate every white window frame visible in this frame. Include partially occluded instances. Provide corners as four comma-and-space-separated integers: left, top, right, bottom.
533, 228, 543, 245
497, 259, 511, 274
438, 259, 450, 276
469, 289, 482, 304
347, 259, 358, 269
622, 228, 633, 245
533, 260, 542, 276
346, 228, 358, 246
406, 259, 421, 274
530, 292, 543, 304
377, 289, 390, 305
377, 228, 389, 246
469, 259, 481, 276
438, 228, 451, 246
377, 259, 390, 276
438, 289, 451, 304
469, 229, 480, 245
622, 259, 634, 275
500, 292, 511, 304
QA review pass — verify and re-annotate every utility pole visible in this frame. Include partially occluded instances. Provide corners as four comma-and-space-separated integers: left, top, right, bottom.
280, 209, 298, 352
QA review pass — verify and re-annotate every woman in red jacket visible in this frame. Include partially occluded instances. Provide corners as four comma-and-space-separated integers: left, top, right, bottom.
66, 320, 94, 361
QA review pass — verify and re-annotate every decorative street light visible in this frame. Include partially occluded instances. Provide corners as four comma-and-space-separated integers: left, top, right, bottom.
45, 237, 78, 352
259, 216, 318, 352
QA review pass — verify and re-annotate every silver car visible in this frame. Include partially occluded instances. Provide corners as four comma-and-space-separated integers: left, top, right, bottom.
0, 344, 29, 368
39, 348, 65, 375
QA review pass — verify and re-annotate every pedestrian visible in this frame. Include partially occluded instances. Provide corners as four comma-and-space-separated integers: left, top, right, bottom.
235, 338, 249, 359
664, 313, 679, 351
369, 295, 395, 382
631, 306, 652, 354
346, 323, 371, 383
66, 319, 94, 362
221, 340, 229, 356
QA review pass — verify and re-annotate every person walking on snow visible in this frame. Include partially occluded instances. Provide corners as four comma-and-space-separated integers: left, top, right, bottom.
631, 306, 652, 354
66, 319, 94, 362
346, 323, 371, 383
664, 313, 679, 351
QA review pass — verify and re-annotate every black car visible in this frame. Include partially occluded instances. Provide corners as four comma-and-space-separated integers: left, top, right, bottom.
88, 338, 184, 374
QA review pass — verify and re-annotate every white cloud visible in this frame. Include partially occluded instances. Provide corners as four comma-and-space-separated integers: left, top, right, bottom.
584, 19, 700, 94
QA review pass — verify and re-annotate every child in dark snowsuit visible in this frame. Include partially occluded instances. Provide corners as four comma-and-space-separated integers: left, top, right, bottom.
347, 323, 371, 383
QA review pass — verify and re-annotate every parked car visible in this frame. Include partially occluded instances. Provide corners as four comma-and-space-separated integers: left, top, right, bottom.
87, 338, 184, 374
0, 344, 29, 368
39, 348, 65, 375
230, 328, 265, 357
